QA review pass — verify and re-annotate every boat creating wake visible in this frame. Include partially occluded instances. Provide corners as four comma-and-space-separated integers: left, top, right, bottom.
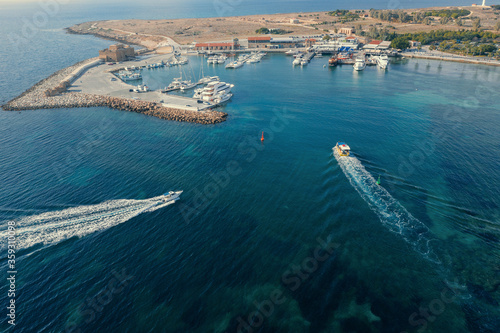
333, 149, 439, 263
0, 192, 182, 252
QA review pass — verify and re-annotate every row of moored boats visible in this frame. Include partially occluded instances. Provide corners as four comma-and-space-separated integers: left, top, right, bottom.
225, 52, 267, 69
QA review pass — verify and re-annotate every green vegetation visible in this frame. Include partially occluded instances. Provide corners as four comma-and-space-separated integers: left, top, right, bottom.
390, 36, 410, 49
437, 40, 498, 56
328, 9, 349, 16
385, 29, 499, 57
369, 8, 469, 24
423, 9, 470, 19
327, 9, 359, 22
490, 5, 500, 10
386, 29, 500, 45
255, 27, 292, 35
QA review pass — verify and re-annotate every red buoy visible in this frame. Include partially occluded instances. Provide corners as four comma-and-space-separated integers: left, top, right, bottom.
261, 131, 264, 141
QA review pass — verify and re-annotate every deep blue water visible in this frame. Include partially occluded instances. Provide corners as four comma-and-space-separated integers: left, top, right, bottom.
1, 1, 500, 333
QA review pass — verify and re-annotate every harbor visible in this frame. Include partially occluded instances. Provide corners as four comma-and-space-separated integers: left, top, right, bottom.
2, 52, 229, 124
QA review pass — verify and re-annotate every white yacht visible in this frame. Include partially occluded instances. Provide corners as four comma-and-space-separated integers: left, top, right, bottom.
300, 59, 308, 66
213, 92, 233, 104
353, 56, 366, 71
376, 54, 389, 69
193, 81, 234, 101
225, 61, 244, 69
179, 81, 197, 91
292, 57, 302, 66
217, 55, 227, 64
198, 75, 220, 85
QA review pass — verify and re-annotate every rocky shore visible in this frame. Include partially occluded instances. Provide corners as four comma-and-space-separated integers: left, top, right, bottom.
2, 59, 228, 125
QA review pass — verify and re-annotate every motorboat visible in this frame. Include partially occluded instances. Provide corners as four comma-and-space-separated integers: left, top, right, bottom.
179, 81, 197, 91
198, 75, 220, 84
376, 54, 389, 69
334, 142, 350, 156
353, 56, 366, 71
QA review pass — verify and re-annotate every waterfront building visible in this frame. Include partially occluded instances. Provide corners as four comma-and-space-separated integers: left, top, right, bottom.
194, 40, 239, 51
99, 44, 135, 62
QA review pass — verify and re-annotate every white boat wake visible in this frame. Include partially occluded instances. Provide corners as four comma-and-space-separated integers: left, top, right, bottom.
0, 192, 182, 252
333, 150, 440, 263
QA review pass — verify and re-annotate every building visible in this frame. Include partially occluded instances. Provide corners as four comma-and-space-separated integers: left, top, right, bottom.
363, 40, 391, 50
98, 44, 135, 62
338, 27, 353, 35
270, 37, 305, 49
409, 40, 422, 48
194, 40, 239, 51
305, 38, 317, 47
248, 36, 272, 48
290, 18, 300, 24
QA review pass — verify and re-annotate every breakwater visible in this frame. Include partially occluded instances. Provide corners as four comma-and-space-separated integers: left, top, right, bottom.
2, 58, 227, 125
3, 92, 227, 124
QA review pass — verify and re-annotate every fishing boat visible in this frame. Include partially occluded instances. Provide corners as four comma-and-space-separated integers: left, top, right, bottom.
334, 142, 350, 156
328, 55, 338, 67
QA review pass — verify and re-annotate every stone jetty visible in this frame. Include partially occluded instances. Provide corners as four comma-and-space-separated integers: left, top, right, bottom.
2, 59, 228, 125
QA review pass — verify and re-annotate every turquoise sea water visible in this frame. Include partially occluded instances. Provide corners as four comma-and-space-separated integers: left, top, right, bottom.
1, 1, 500, 333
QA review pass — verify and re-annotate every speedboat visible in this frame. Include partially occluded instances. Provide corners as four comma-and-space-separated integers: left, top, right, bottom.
334, 142, 350, 156
292, 57, 302, 66
300, 59, 308, 66
161, 191, 183, 202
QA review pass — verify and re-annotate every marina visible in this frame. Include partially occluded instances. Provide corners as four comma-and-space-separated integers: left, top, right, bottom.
2, 1, 500, 332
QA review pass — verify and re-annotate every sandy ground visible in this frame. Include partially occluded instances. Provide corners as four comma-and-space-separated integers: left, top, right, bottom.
68, 6, 500, 49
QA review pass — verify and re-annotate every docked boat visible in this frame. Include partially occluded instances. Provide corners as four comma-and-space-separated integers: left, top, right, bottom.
328, 55, 338, 67
353, 56, 366, 71
300, 59, 308, 66
292, 57, 302, 66
198, 75, 220, 85
179, 81, 197, 91
213, 92, 233, 105
376, 54, 389, 69
225, 61, 244, 69
334, 142, 350, 156
118, 70, 142, 81
193, 81, 234, 101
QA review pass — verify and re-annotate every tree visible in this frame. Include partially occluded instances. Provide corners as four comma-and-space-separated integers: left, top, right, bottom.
355, 24, 362, 33
456, 19, 462, 27
255, 27, 269, 34
423, 17, 431, 25
496, 21, 500, 32
390, 36, 410, 49
323, 35, 331, 41
473, 18, 481, 31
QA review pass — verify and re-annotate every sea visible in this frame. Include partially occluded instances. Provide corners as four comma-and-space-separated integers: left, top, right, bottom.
0, 0, 499, 332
